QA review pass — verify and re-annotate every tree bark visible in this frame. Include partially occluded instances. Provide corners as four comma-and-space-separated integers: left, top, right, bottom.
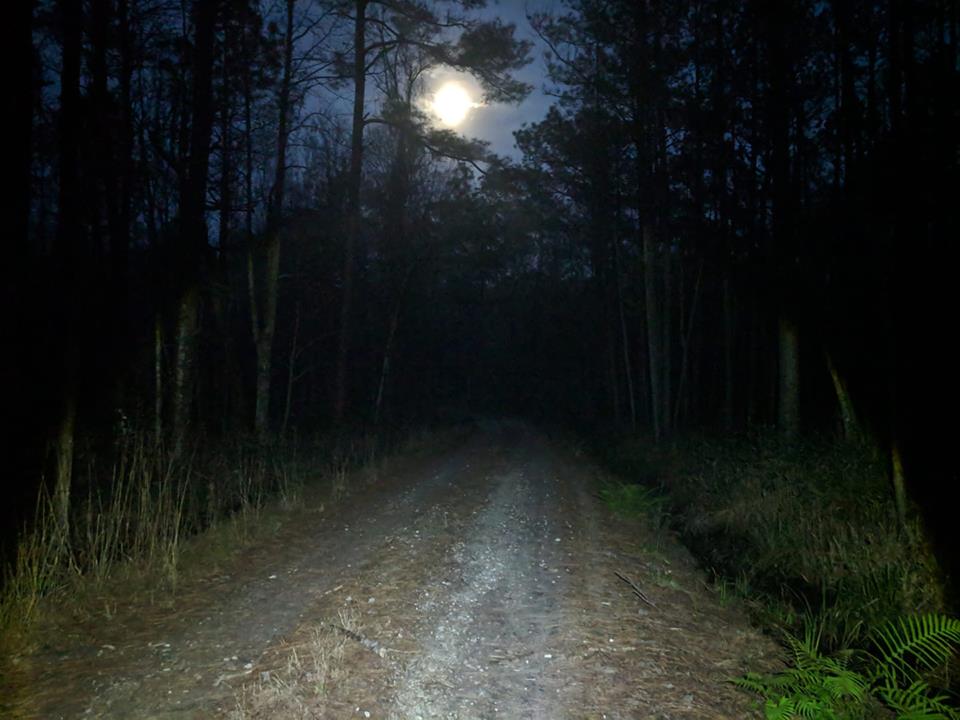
334, 0, 368, 425
891, 439, 908, 527
172, 0, 218, 452
281, 301, 301, 438
374, 265, 412, 427
674, 261, 703, 429
643, 224, 663, 442
154, 312, 164, 446
614, 238, 636, 430
249, 239, 281, 440
661, 235, 673, 436
13, 0, 34, 259
54, 393, 76, 541
722, 272, 735, 430
53, 0, 82, 540
251, 0, 295, 441
172, 285, 200, 455
825, 350, 859, 440
777, 316, 800, 440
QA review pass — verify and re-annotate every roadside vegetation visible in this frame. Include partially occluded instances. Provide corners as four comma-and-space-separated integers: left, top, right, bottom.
598, 432, 959, 719
0, 425, 398, 659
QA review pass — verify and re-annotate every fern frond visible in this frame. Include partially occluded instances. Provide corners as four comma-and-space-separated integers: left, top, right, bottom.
792, 694, 835, 718
763, 696, 798, 720
822, 668, 867, 701
732, 672, 772, 695
872, 614, 960, 682
878, 679, 960, 720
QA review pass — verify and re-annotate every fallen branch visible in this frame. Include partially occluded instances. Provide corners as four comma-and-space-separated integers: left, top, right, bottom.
615, 571, 657, 609
327, 623, 386, 657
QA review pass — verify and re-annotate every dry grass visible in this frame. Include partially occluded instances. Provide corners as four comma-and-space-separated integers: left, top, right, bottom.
605, 432, 947, 651
0, 423, 434, 660
229, 610, 360, 720
0, 429, 365, 656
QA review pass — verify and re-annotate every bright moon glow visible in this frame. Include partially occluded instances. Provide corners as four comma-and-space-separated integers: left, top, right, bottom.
432, 82, 474, 127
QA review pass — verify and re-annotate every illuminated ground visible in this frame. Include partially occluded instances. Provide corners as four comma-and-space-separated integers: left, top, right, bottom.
9, 423, 778, 719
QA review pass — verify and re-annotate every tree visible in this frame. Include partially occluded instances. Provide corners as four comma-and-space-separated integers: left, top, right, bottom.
331, 0, 532, 424
248, 0, 296, 441
171, 0, 219, 453
52, 0, 84, 537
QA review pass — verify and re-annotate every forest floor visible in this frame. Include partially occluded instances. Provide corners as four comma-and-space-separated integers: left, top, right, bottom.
3, 421, 780, 719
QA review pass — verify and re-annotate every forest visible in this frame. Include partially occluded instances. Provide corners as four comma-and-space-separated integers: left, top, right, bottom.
3, 0, 960, 717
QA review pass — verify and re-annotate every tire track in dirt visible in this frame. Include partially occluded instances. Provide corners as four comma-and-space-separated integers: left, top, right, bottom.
391, 460, 568, 719
15, 432, 504, 719
234, 424, 779, 719
14, 424, 779, 719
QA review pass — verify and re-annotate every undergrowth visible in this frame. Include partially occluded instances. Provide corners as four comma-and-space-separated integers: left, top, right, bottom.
600, 430, 959, 718
735, 613, 960, 719
598, 481, 668, 522
0, 426, 392, 653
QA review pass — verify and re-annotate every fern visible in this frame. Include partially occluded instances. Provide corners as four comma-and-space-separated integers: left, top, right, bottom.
734, 629, 867, 719
878, 680, 960, 720
871, 614, 960, 684
734, 613, 960, 720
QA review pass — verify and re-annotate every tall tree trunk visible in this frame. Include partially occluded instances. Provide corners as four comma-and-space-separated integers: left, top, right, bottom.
281, 301, 301, 438
54, 393, 76, 541
251, 0, 295, 441
154, 312, 164, 446
172, 285, 200, 454
825, 350, 859, 440
722, 272, 735, 430
117, 0, 134, 265
674, 260, 703, 429
891, 439, 908, 528
643, 224, 663, 442
334, 0, 368, 425
888, 0, 904, 136
173, 0, 218, 452
374, 265, 412, 427
13, 0, 34, 260
767, 3, 798, 440
660, 236, 673, 436
613, 238, 636, 430
249, 241, 281, 440
778, 316, 800, 440
53, 0, 82, 540
218, 4, 232, 257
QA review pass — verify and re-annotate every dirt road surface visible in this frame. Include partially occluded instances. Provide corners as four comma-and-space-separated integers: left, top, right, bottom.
4, 422, 778, 719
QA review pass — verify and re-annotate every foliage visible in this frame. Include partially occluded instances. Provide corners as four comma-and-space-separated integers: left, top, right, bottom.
597, 480, 667, 523
600, 431, 956, 716
631, 432, 947, 649
0, 426, 392, 646
734, 614, 960, 719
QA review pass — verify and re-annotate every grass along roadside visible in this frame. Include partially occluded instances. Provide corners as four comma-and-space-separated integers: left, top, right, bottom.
597, 431, 960, 719
0, 426, 415, 663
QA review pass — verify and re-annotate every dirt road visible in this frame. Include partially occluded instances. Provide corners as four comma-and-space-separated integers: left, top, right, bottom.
7, 422, 777, 719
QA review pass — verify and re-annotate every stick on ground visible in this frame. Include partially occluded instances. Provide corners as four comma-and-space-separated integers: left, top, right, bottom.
615, 571, 657, 609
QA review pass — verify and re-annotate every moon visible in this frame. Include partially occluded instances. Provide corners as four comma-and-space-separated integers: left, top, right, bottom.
432, 82, 474, 127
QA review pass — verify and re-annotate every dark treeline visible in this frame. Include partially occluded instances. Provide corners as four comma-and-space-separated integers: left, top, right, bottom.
6, 0, 959, 562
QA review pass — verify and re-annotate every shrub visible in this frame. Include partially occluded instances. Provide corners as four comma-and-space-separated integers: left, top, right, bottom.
735, 613, 960, 719
648, 432, 946, 649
